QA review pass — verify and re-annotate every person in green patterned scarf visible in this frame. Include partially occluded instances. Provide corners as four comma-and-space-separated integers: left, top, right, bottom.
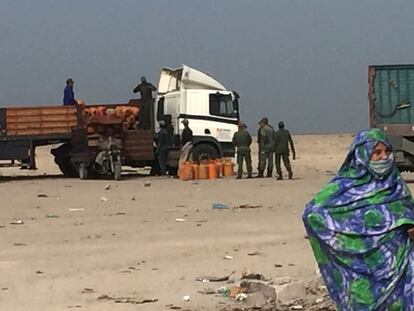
303, 129, 414, 310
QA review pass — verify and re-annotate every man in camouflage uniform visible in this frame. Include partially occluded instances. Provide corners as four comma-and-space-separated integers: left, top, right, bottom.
273, 121, 296, 180
232, 123, 253, 179
258, 117, 274, 178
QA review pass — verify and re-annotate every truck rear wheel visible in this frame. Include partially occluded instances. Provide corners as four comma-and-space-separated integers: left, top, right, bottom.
51, 143, 77, 177
192, 144, 219, 162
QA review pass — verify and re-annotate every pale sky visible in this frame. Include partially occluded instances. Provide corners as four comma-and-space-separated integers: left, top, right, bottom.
1, 0, 414, 133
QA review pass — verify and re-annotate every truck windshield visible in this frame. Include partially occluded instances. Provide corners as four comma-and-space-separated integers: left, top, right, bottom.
209, 94, 238, 119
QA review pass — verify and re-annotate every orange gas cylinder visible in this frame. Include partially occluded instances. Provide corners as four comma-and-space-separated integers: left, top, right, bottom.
199, 162, 209, 179
223, 159, 234, 177
192, 163, 200, 180
208, 162, 218, 179
180, 162, 194, 181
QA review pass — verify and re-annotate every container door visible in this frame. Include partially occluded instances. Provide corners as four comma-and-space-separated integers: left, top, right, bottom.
373, 67, 414, 125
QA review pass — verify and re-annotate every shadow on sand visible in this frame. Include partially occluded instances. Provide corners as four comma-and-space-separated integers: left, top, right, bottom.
0, 171, 150, 182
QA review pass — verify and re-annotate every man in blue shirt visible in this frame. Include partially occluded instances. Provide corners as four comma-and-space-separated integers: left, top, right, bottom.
63, 78, 76, 105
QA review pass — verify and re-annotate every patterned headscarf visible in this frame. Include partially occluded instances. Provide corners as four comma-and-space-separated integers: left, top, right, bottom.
303, 129, 414, 310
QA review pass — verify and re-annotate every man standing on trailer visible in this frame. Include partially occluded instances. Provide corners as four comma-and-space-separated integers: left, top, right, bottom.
63, 79, 76, 106
133, 76, 157, 129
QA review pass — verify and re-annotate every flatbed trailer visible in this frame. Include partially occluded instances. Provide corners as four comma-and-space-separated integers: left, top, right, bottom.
0, 105, 77, 168
0, 100, 158, 177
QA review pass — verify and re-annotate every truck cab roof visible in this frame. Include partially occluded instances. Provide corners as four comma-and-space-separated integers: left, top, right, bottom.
158, 65, 227, 94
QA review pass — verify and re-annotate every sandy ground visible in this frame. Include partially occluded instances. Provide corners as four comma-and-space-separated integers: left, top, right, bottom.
1, 134, 404, 310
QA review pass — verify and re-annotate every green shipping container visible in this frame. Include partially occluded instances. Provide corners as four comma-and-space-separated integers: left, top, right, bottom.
369, 64, 414, 136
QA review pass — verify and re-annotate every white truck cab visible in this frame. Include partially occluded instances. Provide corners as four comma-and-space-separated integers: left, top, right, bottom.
155, 65, 240, 162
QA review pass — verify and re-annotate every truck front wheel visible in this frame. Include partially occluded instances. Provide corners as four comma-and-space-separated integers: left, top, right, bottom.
192, 144, 219, 162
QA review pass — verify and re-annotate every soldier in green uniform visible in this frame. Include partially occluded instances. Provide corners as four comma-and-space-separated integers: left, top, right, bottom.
258, 117, 274, 178
232, 123, 253, 179
273, 121, 296, 180
155, 120, 170, 176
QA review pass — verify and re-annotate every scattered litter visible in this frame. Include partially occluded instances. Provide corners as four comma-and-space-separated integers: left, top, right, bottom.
237, 204, 263, 209
291, 305, 304, 310
224, 255, 233, 260
14, 243, 26, 246
316, 298, 324, 303
236, 293, 248, 301
166, 305, 182, 310
69, 208, 85, 212
67, 305, 82, 309
144, 182, 151, 187
182, 295, 190, 302
0, 225, 5, 229
97, 295, 158, 305
85, 234, 101, 240
275, 264, 283, 268
115, 212, 126, 216
248, 251, 262, 256
241, 272, 266, 281
212, 203, 229, 209
100, 197, 108, 202
175, 218, 186, 222
1, 288, 8, 291
104, 184, 111, 190
198, 288, 216, 295
46, 214, 59, 218
288, 263, 296, 267
218, 286, 230, 297
318, 285, 327, 292
131, 197, 136, 201
37, 193, 48, 198
196, 272, 233, 282
82, 288, 94, 294
36, 271, 44, 274
229, 286, 246, 298
10, 220, 24, 225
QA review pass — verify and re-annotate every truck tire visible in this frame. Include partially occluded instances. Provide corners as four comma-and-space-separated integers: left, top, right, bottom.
192, 144, 219, 162
114, 163, 122, 180
52, 143, 77, 177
